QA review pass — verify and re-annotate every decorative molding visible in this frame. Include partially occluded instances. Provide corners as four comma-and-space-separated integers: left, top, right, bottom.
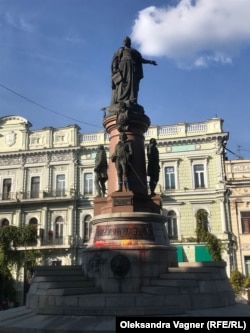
5, 131, 16, 147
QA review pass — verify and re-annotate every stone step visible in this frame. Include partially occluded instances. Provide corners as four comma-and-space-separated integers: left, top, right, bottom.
34, 266, 84, 276
34, 304, 184, 316
169, 266, 219, 273
159, 271, 220, 280
149, 278, 198, 287
36, 280, 95, 289
42, 286, 102, 296
34, 275, 89, 282
141, 285, 180, 295
168, 267, 227, 277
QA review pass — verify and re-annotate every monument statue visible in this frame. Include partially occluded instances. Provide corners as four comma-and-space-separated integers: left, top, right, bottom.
94, 144, 108, 197
147, 138, 160, 196
18, 34, 236, 327
110, 36, 157, 107
111, 132, 133, 192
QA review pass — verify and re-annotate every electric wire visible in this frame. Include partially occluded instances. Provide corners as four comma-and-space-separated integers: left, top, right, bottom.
0, 83, 102, 129
1, 84, 248, 158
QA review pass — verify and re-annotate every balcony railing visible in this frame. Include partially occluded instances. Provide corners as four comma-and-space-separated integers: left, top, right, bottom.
0, 190, 79, 202
0, 192, 17, 200
43, 190, 67, 198
40, 237, 65, 246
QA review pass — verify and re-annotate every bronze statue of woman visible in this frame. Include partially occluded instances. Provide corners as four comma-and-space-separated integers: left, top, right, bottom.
111, 36, 157, 106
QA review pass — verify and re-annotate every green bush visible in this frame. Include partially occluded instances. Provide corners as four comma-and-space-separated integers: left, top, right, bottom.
230, 270, 245, 294
243, 276, 250, 289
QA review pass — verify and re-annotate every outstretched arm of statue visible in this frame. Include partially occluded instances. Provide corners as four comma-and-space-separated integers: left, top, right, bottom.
142, 58, 157, 65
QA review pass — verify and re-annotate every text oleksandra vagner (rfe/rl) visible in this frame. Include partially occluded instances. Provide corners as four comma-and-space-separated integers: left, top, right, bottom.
116, 317, 249, 332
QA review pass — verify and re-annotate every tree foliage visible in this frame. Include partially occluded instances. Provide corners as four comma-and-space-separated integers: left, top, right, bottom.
230, 270, 245, 294
0, 225, 37, 248
0, 225, 39, 301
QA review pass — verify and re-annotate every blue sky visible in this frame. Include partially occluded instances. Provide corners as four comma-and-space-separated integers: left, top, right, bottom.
1, 0, 250, 159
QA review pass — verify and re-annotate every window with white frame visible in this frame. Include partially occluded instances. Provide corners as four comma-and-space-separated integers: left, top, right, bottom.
166, 210, 178, 240
2, 178, 12, 200
193, 163, 205, 188
30, 176, 40, 198
164, 166, 176, 190
241, 211, 250, 234
55, 216, 64, 239
244, 256, 250, 276
83, 173, 94, 195
83, 215, 92, 242
56, 174, 66, 196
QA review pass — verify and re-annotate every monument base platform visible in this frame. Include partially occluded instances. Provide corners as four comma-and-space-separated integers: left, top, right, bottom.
25, 262, 235, 317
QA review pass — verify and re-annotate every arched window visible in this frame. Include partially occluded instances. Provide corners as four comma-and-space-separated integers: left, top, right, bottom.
83, 215, 92, 242
29, 217, 38, 227
1, 218, 9, 227
166, 210, 178, 240
55, 216, 64, 239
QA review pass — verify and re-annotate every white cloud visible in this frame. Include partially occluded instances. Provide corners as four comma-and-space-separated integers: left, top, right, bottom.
5, 12, 34, 32
131, 0, 250, 68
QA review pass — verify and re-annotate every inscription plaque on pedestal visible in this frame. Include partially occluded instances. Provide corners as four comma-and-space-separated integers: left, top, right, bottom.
94, 223, 154, 241
113, 197, 133, 206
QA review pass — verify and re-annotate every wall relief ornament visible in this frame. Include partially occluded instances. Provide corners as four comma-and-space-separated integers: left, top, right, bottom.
5, 131, 16, 147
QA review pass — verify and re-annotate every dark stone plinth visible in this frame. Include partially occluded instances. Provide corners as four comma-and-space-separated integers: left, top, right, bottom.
95, 192, 162, 215
82, 246, 177, 293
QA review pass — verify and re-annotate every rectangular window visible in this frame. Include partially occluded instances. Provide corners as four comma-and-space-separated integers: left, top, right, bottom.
56, 174, 65, 196
30, 176, 40, 198
166, 211, 178, 240
164, 166, 176, 190
84, 173, 93, 195
241, 212, 250, 234
2, 178, 12, 200
55, 223, 63, 238
167, 219, 178, 239
245, 256, 250, 276
194, 164, 205, 188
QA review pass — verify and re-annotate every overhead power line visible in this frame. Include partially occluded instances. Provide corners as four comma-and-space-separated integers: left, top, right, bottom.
0, 83, 102, 129
1, 84, 249, 158
225, 147, 243, 159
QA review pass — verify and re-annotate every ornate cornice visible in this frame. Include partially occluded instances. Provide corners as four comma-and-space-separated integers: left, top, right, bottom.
0, 147, 81, 166
156, 133, 228, 146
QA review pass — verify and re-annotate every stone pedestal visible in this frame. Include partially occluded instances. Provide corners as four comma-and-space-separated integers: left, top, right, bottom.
85, 107, 178, 295
82, 212, 177, 293
94, 192, 162, 215
103, 112, 150, 195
